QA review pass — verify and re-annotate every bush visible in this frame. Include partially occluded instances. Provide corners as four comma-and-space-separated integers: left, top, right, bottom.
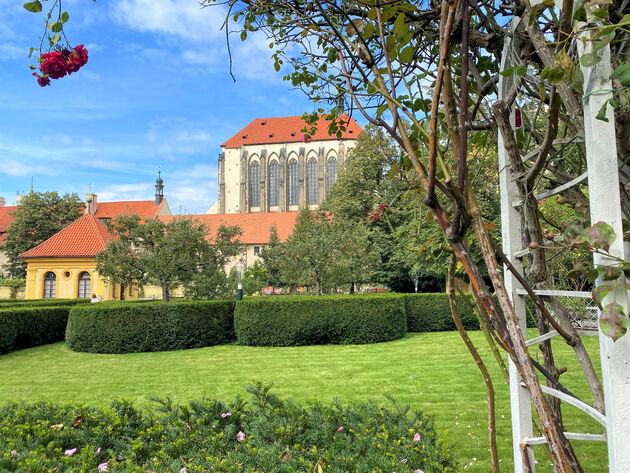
402, 293, 479, 332
0, 298, 89, 307
0, 383, 458, 472
66, 300, 235, 354
0, 306, 71, 354
235, 295, 407, 346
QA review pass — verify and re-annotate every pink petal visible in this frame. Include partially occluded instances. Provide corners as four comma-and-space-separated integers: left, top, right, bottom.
413, 433, 421, 442
236, 431, 245, 442
65, 448, 77, 456
337, 426, 344, 432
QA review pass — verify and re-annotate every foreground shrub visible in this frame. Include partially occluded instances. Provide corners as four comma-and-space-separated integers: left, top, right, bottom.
66, 300, 235, 354
0, 383, 458, 472
235, 295, 406, 346
0, 306, 71, 354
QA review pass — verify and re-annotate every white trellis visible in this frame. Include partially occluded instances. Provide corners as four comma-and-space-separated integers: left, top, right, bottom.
498, 2, 630, 471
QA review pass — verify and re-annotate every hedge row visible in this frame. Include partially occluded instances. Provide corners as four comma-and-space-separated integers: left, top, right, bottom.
402, 293, 479, 332
66, 300, 235, 354
0, 383, 457, 472
0, 306, 72, 354
0, 298, 89, 307
234, 295, 407, 346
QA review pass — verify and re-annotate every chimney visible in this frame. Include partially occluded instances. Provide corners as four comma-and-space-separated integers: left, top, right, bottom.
86, 193, 98, 215
155, 172, 164, 205
0, 197, 5, 207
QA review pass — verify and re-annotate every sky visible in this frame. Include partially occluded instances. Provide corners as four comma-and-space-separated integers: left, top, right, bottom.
0, 0, 330, 215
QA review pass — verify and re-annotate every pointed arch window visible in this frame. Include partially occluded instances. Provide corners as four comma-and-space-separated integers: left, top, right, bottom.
327, 156, 338, 194
308, 157, 318, 204
269, 160, 279, 206
288, 159, 298, 205
43, 271, 56, 299
78, 271, 91, 299
249, 161, 260, 207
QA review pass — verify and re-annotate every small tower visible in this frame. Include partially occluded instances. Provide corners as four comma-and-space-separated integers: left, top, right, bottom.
155, 172, 164, 205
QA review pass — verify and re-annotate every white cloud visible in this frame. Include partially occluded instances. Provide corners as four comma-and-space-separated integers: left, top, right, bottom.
146, 117, 214, 155
96, 183, 153, 202
1, 159, 62, 177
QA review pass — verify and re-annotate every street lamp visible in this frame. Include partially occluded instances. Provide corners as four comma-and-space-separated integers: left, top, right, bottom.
235, 258, 246, 301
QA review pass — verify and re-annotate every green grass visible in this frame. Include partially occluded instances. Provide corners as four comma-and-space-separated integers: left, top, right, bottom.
0, 330, 607, 472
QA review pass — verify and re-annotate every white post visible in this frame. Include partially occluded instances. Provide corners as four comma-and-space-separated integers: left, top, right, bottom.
497, 40, 535, 472
580, 32, 630, 472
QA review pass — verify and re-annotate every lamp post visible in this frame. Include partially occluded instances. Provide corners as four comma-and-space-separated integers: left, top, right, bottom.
235, 258, 246, 301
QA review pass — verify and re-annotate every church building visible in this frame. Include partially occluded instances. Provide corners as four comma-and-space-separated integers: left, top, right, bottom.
208, 115, 362, 214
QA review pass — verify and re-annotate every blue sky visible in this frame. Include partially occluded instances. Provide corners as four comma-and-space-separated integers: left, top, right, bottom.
0, 0, 325, 214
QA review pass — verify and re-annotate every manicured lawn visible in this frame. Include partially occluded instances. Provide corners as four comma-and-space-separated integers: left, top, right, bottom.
0, 330, 606, 472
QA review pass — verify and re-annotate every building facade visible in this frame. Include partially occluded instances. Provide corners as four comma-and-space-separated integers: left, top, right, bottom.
208, 115, 362, 214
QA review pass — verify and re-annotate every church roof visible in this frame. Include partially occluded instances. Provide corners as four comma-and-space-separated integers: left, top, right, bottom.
159, 212, 299, 244
19, 214, 111, 259
0, 205, 17, 246
222, 114, 362, 149
93, 200, 166, 219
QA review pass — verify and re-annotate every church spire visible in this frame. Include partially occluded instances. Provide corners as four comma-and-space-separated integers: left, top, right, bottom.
155, 172, 164, 205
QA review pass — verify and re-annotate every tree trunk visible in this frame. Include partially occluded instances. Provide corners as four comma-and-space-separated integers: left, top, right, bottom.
161, 278, 170, 302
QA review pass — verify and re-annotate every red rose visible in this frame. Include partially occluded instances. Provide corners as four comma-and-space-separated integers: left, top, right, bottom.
73, 45, 88, 66
32, 72, 50, 87
40, 51, 68, 79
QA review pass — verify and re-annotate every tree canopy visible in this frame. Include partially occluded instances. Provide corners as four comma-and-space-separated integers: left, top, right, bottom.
3, 191, 84, 278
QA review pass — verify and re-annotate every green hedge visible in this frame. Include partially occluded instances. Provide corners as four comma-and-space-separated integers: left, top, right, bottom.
402, 293, 479, 332
0, 306, 72, 354
234, 295, 407, 346
66, 300, 235, 354
0, 298, 89, 307
0, 383, 457, 472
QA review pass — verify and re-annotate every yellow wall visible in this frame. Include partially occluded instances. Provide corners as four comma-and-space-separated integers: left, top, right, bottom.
23, 257, 138, 300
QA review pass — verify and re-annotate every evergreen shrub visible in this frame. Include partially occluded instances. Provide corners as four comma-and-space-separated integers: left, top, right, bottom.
0, 298, 89, 307
66, 300, 235, 354
402, 293, 479, 332
234, 295, 407, 346
0, 306, 71, 354
0, 383, 458, 472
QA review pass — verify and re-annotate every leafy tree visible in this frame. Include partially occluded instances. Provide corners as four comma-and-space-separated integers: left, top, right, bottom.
3, 191, 84, 277
259, 226, 285, 291
96, 216, 242, 302
242, 260, 269, 296
0, 278, 26, 299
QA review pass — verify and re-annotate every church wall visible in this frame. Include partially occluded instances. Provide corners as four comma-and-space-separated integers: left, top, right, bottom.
215, 139, 355, 214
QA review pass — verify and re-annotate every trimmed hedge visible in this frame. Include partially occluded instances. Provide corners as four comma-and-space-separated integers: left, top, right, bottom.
0, 298, 89, 307
66, 300, 235, 354
0, 306, 72, 354
402, 293, 479, 332
234, 295, 407, 346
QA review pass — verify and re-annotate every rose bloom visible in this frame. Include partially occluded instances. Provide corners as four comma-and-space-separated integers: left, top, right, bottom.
39, 51, 68, 79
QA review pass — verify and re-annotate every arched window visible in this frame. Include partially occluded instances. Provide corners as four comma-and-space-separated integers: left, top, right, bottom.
288, 159, 298, 205
78, 271, 91, 299
269, 160, 279, 206
249, 161, 260, 207
43, 271, 56, 299
327, 156, 338, 193
308, 158, 318, 204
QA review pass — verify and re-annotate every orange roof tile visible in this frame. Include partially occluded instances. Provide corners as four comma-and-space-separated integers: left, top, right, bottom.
0, 206, 17, 247
20, 214, 111, 259
222, 114, 362, 149
93, 200, 165, 219
159, 212, 299, 244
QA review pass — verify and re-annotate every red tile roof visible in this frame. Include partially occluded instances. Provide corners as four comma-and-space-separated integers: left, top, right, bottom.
159, 212, 299, 244
20, 214, 111, 259
93, 200, 165, 219
222, 114, 362, 149
0, 206, 17, 246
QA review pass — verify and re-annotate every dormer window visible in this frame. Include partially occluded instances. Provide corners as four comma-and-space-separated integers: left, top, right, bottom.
242, 135, 247, 139
261, 121, 267, 125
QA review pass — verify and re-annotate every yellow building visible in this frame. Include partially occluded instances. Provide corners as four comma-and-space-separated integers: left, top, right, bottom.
20, 214, 134, 300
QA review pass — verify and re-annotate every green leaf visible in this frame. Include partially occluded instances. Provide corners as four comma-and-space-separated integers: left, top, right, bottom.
399, 46, 414, 64
23, 1, 42, 12
499, 66, 515, 77
50, 33, 61, 45
611, 62, 630, 86
573, 0, 586, 21
48, 21, 63, 33
596, 100, 610, 122
580, 52, 602, 68
27, 47, 37, 58
583, 221, 616, 252
240, 30, 247, 41
600, 303, 628, 341
61, 11, 69, 23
